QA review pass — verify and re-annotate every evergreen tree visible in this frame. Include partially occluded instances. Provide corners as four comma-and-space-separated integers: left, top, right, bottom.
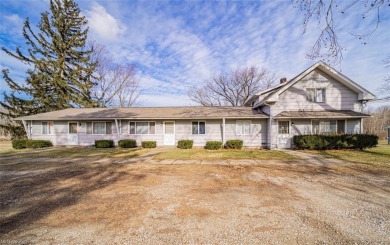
0, 0, 96, 138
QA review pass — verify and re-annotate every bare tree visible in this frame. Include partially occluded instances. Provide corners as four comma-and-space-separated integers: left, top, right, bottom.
90, 42, 140, 107
364, 105, 390, 139
376, 55, 390, 99
295, 0, 387, 64
189, 67, 276, 106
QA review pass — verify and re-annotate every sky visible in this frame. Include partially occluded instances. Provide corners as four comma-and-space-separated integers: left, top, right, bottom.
0, 0, 389, 107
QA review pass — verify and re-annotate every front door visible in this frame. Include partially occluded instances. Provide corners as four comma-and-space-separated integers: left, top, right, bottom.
277, 120, 291, 148
68, 122, 78, 145
163, 121, 175, 146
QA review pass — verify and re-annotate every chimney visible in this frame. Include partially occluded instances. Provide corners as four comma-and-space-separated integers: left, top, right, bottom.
280, 77, 287, 84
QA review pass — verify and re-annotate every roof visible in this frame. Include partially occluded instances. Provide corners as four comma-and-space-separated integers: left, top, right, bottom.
16, 106, 268, 120
247, 61, 376, 107
274, 110, 371, 119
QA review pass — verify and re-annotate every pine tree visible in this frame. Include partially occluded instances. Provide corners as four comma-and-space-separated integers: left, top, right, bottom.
0, 0, 96, 138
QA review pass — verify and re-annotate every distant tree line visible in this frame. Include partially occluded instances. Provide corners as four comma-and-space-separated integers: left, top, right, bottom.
364, 105, 390, 139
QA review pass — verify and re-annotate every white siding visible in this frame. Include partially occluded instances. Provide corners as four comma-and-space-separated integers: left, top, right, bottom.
272, 69, 362, 116
225, 119, 266, 147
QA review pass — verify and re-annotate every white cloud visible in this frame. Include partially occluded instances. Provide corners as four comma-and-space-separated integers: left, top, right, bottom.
85, 2, 126, 42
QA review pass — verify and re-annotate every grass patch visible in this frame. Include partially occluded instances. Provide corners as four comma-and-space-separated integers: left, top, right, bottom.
1, 146, 150, 159
0, 141, 19, 154
303, 140, 390, 168
154, 148, 298, 160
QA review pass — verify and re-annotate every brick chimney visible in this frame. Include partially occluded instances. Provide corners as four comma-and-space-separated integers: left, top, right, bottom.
280, 77, 287, 84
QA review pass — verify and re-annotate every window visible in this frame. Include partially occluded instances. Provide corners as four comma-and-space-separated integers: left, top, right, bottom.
129, 122, 156, 135
278, 121, 289, 134
69, 122, 77, 134
236, 120, 251, 135
192, 121, 205, 135
86, 122, 92, 134
93, 122, 106, 134
312, 120, 337, 134
42, 121, 53, 135
307, 88, 326, 102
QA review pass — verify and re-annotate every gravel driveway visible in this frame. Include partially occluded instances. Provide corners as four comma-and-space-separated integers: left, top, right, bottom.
0, 155, 389, 244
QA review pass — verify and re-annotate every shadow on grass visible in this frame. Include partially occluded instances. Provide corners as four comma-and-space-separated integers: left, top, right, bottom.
0, 161, 127, 235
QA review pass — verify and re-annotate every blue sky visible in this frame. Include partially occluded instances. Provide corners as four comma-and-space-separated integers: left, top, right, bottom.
0, 0, 389, 107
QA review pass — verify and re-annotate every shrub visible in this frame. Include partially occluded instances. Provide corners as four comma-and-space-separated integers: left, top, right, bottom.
177, 140, 193, 149
25, 140, 53, 148
95, 140, 114, 148
142, 141, 156, 148
205, 141, 222, 150
293, 134, 378, 150
118, 139, 137, 148
225, 139, 243, 149
12, 139, 28, 149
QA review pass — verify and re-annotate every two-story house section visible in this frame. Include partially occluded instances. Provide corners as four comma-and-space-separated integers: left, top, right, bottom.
245, 61, 376, 148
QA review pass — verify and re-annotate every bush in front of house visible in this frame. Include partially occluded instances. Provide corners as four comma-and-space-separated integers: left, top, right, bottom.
142, 141, 156, 148
293, 134, 378, 150
225, 139, 243, 149
12, 139, 28, 149
95, 140, 114, 148
177, 140, 193, 149
118, 139, 137, 148
205, 141, 222, 150
25, 140, 53, 148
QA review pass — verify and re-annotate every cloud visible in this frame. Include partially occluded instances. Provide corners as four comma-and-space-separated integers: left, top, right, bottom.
85, 2, 126, 42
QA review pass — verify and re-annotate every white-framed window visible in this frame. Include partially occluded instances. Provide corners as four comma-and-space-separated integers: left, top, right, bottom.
307, 88, 326, 102
236, 120, 251, 135
192, 121, 206, 135
278, 121, 289, 134
42, 121, 53, 135
312, 120, 337, 134
129, 122, 156, 135
86, 122, 112, 135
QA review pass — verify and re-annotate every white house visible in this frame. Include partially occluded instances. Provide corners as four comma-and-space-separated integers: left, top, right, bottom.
16, 61, 375, 149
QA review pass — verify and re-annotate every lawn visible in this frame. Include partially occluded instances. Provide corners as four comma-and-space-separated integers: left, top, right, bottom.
154, 148, 298, 160
0, 142, 149, 159
303, 140, 390, 167
0, 141, 17, 154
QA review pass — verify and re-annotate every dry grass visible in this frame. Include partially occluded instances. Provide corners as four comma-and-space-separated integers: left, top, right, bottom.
0, 141, 17, 154
303, 140, 390, 168
154, 148, 299, 160
0, 144, 150, 159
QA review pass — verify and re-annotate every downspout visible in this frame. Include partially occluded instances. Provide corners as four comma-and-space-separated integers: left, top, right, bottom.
114, 119, 120, 142
222, 118, 226, 146
22, 120, 30, 139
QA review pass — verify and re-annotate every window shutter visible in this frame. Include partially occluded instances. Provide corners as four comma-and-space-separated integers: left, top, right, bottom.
106, 122, 112, 134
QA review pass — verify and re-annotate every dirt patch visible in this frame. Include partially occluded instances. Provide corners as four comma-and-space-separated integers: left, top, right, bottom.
0, 159, 389, 244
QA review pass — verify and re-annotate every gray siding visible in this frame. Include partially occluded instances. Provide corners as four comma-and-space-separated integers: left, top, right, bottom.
225, 119, 266, 147
346, 119, 361, 134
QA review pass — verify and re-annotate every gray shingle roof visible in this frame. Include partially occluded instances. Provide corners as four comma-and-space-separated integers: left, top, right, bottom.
16, 107, 267, 120
274, 110, 371, 118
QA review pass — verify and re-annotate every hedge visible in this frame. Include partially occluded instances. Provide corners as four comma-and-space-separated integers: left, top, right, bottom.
205, 141, 222, 150
12, 139, 28, 149
293, 134, 378, 150
142, 141, 156, 148
118, 139, 137, 148
12, 139, 53, 149
95, 140, 114, 148
225, 139, 243, 149
26, 140, 53, 149
177, 140, 193, 149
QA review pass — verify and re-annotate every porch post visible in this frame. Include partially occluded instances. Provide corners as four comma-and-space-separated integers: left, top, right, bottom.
360, 118, 364, 134
222, 118, 226, 145
22, 120, 30, 139
114, 119, 120, 140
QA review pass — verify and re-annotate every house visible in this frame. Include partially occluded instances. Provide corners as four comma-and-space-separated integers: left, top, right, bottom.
16, 61, 375, 149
